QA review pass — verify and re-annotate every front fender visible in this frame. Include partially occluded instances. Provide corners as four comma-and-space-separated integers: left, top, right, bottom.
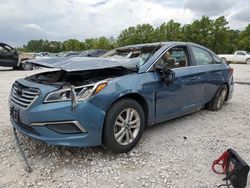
89, 73, 156, 125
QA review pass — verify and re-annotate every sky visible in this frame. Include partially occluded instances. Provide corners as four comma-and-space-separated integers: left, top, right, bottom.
0, 0, 249, 47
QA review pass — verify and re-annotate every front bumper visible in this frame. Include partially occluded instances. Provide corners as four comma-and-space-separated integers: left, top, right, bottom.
10, 98, 106, 147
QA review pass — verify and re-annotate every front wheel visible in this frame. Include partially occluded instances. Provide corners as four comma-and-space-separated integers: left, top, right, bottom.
103, 98, 145, 153
207, 84, 228, 111
20, 62, 33, 70
246, 59, 250, 65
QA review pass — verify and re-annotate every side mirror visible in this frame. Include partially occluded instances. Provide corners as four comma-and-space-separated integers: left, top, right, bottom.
156, 65, 175, 85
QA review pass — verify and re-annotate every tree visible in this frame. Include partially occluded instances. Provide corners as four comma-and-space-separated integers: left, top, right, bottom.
238, 24, 250, 52
183, 16, 214, 49
23, 39, 63, 52
83, 38, 96, 49
117, 24, 155, 46
92, 37, 115, 50
62, 39, 83, 51
20, 16, 250, 54
83, 37, 115, 50
155, 20, 183, 42
47, 41, 63, 53
211, 16, 230, 53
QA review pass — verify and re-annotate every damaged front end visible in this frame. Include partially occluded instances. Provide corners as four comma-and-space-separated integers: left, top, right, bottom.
26, 67, 135, 110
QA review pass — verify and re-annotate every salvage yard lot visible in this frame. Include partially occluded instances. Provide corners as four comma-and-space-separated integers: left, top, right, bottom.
0, 64, 250, 188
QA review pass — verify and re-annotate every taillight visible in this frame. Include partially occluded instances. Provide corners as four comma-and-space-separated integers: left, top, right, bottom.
229, 67, 234, 74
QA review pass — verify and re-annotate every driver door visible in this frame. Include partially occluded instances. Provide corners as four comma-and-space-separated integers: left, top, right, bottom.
0, 44, 18, 67
154, 46, 205, 123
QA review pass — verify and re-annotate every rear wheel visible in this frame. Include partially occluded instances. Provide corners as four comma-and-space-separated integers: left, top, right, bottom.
221, 58, 227, 64
207, 84, 228, 111
103, 98, 145, 153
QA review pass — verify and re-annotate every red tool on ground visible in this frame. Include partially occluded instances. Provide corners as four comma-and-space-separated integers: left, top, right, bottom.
212, 149, 249, 188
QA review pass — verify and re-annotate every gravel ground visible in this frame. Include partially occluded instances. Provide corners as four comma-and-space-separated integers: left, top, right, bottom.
0, 65, 250, 188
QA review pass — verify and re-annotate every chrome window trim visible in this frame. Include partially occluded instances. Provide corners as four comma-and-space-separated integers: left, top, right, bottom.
146, 45, 189, 72
190, 46, 215, 65
146, 46, 172, 72
30, 120, 87, 133
146, 44, 221, 72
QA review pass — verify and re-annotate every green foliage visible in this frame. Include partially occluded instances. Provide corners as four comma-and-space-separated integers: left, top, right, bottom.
238, 24, 250, 52
117, 24, 155, 46
62, 39, 83, 51
23, 39, 63, 53
21, 16, 249, 54
183, 16, 214, 49
84, 37, 115, 50
155, 20, 183, 42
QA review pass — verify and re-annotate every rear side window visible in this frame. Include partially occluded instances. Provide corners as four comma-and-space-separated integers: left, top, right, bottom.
236, 51, 245, 56
191, 47, 213, 65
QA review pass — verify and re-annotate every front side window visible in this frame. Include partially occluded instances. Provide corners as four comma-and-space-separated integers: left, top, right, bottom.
191, 47, 213, 65
0, 46, 8, 53
155, 47, 188, 69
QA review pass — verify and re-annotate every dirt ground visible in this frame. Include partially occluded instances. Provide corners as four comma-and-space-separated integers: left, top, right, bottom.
0, 64, 249, 188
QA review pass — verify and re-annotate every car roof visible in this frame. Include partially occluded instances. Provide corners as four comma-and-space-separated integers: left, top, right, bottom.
116, 41, 206, 51
0, 42, 9, 46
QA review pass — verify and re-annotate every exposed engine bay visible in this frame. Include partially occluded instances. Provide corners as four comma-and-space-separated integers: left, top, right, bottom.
26, 67, 135, 86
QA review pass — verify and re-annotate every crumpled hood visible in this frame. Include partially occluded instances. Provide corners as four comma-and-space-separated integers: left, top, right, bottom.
27, 56, 139, 72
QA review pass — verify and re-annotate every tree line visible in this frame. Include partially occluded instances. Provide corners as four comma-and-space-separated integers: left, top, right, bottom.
21, 16, 250, 54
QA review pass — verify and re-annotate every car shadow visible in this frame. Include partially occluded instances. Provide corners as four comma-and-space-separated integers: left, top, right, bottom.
14, 104, 231, 173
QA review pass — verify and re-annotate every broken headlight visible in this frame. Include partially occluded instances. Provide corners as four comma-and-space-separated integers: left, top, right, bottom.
44, 81, 107, 103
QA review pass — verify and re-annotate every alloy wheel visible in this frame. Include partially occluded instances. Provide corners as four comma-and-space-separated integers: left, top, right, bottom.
216, 88, 227, 109
114, 108, 140, 145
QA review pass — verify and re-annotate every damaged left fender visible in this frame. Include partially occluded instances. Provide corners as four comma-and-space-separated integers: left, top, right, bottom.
88, 72, 157, 127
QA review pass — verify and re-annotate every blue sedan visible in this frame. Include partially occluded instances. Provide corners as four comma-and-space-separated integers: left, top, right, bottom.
9, 42, 234, 153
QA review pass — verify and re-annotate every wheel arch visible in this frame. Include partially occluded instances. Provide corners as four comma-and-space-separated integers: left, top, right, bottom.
105, 93, 149, 125
222, 82, 230, 101
102, 93, 149, 147
246, 58, 250, 64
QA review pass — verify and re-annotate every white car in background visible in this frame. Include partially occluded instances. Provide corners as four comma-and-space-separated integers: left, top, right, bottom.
218, 51, 250, 64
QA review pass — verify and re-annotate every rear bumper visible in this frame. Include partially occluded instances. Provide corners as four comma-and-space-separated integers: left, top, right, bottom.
9, 100, 106, 147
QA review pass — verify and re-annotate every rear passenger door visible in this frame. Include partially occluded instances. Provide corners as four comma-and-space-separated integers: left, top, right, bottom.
190, 46, 224, 103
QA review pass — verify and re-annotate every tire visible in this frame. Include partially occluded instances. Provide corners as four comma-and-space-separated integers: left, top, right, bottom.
207, 84, 228, 111
20, 62, 33, 70
103, 98, 145, 153
221, 58, 227, 64
12, 66, 20, 70
246, 59, 250, 65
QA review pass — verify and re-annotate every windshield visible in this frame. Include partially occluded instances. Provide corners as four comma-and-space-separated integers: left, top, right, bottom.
246, 51, 250, 55
101, 45, 161, 66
